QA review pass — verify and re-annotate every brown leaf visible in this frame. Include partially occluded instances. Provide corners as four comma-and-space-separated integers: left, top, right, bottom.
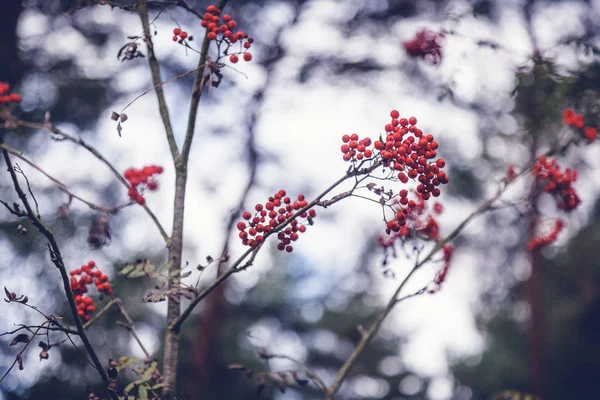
117, 122, 122, 137
291, 371, 309, 386
4, 286, 12, 301
16, 353, 23, 370
366, 182, 376, 191
110, 111, 119, 121
11, 334, 30, 346
120, 113, 128, 122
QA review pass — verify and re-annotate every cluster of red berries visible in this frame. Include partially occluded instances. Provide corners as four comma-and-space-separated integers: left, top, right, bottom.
533, 156, 580, 212
124, 165, 163, 205
0, 82, 21, 104
528, 219, 565, 251
238, 190, 315, 252
403, 29, 444, 65
379, 191, 444, 246
172, 27, 192, 43
429, 245, 454, 293
341, 134, 373, 161
201, 4, 253, 63
562, 108, 597, 142
342, 111, 448, 200
69, 260, 112, 322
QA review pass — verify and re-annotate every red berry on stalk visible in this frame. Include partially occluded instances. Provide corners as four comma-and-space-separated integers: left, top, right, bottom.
243, 52, 252, 62
230, 54, 239, 63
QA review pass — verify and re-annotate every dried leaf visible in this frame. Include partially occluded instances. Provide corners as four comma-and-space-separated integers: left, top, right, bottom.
4, 286, 12, 301
206, 255, 214, 263
291, 371, 309, 386
117, 122, 122, 137
117, 44, 127, 60
39, 349, 49, 360
16, 353, 23, 370
180, 270, 192, 279
143, 291, 167, 303
110, 111, 119, 121
120, 113, 128, 123
11, 334, 30, 346
366, 182, 376, 191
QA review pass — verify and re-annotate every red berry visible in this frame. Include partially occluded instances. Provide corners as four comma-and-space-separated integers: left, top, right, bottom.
409, 116, 417, 125
179, 31, 188, 39
227, 20, 237, 29
390, 110, 400, 119
172, 36, 178, 41
207, 32, 217, 40
436, 159, 446, 168
230, 54, 239, 63
173, 28, 181, 35
243, 52, 252, 61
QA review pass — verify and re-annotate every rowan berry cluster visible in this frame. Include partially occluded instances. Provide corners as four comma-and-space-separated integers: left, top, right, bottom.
123, 165, 163, 205
69, 260, 112, 322
533, 156, 580, 212
379, 191, 444, 247
341, 134, 373, 161
172, 27, 192, 43
429, 245, 454, 293
528, 219, 565, 251
201, 4, 253, 63
342, 110, 448, 200
562, 108, 597, 142
0, 82, 21, 104
403, 29, 444, 65
238, 190, 314, 252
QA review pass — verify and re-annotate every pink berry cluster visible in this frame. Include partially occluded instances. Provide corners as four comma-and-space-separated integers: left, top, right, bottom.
379, 191, 444, 247
172, 27, 192, 43
237, 190, 315, 252
562, 108, 597, 142
341, 110, 448, 200
403, 29, 444, 65
0, 82, 21, 104
201, 4, 253, 63
123, 165, 163, 205
69, 260, 112, 322
528, 219, 565, 251
428, 245, 454, 294
533, 156, 580, 212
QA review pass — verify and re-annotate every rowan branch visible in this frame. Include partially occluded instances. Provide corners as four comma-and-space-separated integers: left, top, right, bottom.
1, 143, 118, 400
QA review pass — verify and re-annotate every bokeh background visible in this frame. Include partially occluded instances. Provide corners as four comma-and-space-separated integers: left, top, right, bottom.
1, 0, 600, 399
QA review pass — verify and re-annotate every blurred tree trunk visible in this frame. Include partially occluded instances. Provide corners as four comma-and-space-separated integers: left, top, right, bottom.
192, 265, 229, 395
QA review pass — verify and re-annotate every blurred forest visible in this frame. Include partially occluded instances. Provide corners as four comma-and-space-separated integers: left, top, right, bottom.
1, 0, 600, 399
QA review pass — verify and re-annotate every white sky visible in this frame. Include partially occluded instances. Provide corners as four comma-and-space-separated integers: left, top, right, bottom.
2, 1, 600, 399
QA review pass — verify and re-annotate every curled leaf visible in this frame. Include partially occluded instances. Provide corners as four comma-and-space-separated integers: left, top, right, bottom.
11, 334, 30, 346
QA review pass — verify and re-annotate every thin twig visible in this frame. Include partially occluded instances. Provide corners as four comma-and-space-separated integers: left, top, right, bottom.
0, 143, 120, 214
1, 143, 118, 400
1, 118, 169, 241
